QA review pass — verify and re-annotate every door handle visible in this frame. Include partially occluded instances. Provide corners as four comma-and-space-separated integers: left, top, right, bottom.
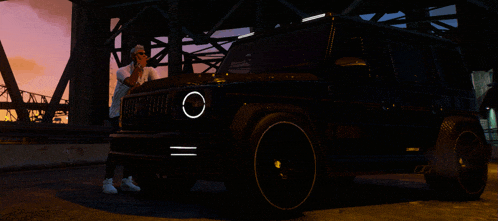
431, 104, 444, 115
382, 101, 397, 111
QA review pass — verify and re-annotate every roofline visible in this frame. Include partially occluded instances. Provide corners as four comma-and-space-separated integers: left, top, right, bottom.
236, 13, 456, 45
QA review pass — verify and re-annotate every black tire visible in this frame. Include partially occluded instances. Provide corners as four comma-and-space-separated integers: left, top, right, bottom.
134, 173, 196, 196
425, 117, 490, 200
229, 113, 318, 211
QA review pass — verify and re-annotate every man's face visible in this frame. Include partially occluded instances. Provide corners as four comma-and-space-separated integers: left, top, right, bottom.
133, 49, 148, 61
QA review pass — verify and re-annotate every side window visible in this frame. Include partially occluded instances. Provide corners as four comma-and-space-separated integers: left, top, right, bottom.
223, 51, 252, 74
327, 31, 394, 84
218, 24, 330, 74
362, 37, 395, 83
389, 43, 438, 85
433, 47, 472, 90
328, 36, 370, 83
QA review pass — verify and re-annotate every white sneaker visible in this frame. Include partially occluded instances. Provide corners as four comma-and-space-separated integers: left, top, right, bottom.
103, 178, 118, 194
121, 176, 141, 192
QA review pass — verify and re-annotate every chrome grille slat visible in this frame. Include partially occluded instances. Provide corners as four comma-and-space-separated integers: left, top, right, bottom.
122, 93, 168, 120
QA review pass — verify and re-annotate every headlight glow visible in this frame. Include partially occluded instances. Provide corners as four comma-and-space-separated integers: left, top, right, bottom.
182, 91, 206, 119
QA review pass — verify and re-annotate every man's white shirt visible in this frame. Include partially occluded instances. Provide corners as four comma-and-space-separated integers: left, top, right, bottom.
109, 62, 160, 118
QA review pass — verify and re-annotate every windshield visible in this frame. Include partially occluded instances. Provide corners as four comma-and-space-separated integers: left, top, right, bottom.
217, 23, 331, 74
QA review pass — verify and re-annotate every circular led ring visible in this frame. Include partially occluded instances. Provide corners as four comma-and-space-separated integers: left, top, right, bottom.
182, 91, 206, 119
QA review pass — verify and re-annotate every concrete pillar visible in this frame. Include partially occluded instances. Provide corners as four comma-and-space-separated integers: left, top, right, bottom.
168, 0, 183, 77
69, 4, 110, 126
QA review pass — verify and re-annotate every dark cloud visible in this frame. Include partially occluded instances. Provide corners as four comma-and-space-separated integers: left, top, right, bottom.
10, 0, 72, 36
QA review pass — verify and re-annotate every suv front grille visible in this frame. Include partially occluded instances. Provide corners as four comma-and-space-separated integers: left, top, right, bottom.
122, 93, 169, 120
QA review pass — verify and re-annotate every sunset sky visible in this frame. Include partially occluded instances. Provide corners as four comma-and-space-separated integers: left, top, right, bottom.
0, 0, 457, 104
0, 1, 218, 100
0, 0, 72, 100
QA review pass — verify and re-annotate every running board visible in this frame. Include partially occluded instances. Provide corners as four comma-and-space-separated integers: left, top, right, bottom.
414, 165, 433, 174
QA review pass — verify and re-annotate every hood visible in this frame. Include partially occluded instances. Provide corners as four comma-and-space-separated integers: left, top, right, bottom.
132, 72, 319, 94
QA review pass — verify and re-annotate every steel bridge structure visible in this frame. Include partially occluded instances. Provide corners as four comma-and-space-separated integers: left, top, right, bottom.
0, 0, 497, 127
0, 84, 69, 123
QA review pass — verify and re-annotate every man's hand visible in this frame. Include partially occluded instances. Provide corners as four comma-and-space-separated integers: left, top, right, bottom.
136, 55, 147, 68
124, 67, 143, 87
124, 49, 148, 87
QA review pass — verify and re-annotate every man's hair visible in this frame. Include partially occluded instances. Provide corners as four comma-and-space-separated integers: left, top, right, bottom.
130, 45, 145, 58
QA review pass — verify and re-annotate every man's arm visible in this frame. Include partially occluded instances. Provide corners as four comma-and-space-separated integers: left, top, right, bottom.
123, 63, 143, 87
123, 52, 148, 87
148, 67, 160, 80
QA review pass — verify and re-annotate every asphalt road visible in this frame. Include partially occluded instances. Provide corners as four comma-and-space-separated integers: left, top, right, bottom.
1, 163, 496, 221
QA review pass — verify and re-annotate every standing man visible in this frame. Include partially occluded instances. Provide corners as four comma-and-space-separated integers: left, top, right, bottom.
103, 44, 160, 194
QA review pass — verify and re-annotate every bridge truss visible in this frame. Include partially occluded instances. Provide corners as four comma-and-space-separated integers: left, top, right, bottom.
0, 84, 69, 123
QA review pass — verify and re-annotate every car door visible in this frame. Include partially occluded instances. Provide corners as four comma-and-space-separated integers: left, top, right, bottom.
387, 42, 444, 154
323, 25, 409, 154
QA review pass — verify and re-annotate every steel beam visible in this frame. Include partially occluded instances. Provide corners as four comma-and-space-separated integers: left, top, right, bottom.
104, 6, 151, 46
370, 13, 385, 22
121, 30, 151, 67
146, 38, 235, 70
206, 0, 246, 37
277, 0, 309, 18
467, 0, 498, 13
404, 8, 432, 33
431, 20, 456, 30
42, 53, 78, 123
342, 0, 364, 15
381, 14, 459, 25
0, 40, 30, 122
182, 54, 194, 73
456, 2, 498, 71
156, 58, 224, 66
67, 3, 110, 126
254, 0, 271, 33
167, 0, 183, 77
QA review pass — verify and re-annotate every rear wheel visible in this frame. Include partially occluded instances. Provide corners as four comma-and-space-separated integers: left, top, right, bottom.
425, 120, 489, 200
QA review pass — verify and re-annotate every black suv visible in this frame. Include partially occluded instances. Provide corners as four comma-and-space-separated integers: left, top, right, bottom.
110, 15, 491, 211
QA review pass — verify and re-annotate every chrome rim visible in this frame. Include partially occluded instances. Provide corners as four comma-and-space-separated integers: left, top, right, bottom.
454, 131, 487, 194
254, 121, 316, 210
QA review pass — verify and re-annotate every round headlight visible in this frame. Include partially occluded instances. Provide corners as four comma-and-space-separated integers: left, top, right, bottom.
182, 91, 205, 119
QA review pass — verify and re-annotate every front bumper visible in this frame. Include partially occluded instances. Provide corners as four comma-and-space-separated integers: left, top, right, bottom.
108, 131, 231, 178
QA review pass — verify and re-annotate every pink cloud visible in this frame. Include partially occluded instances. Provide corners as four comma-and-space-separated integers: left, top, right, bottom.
8, 0, 72, 37
5, 56, 46, 85
8, 56, 45, 72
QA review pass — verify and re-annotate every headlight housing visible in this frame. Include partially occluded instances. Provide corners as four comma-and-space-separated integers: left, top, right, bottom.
182, 91, 206, 119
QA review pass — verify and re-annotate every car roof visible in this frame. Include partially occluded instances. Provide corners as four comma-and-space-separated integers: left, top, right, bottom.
234, 14, 456, 46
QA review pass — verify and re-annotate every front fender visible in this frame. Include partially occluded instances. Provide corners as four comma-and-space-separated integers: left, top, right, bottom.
230, 103, 313, 141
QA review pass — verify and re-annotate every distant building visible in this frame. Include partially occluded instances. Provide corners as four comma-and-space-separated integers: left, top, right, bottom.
472, 69, 497, 143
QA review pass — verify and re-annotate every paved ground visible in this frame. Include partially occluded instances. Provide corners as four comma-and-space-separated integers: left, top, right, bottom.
0, 163, 496, 221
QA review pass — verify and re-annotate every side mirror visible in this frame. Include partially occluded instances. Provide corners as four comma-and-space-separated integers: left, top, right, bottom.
335, 57, 366, 67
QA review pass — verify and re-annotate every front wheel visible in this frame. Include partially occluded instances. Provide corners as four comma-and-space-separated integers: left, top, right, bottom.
230, 113, 318, 211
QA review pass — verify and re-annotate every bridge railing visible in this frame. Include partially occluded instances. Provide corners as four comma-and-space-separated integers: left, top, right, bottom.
483, 128, 498, 145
